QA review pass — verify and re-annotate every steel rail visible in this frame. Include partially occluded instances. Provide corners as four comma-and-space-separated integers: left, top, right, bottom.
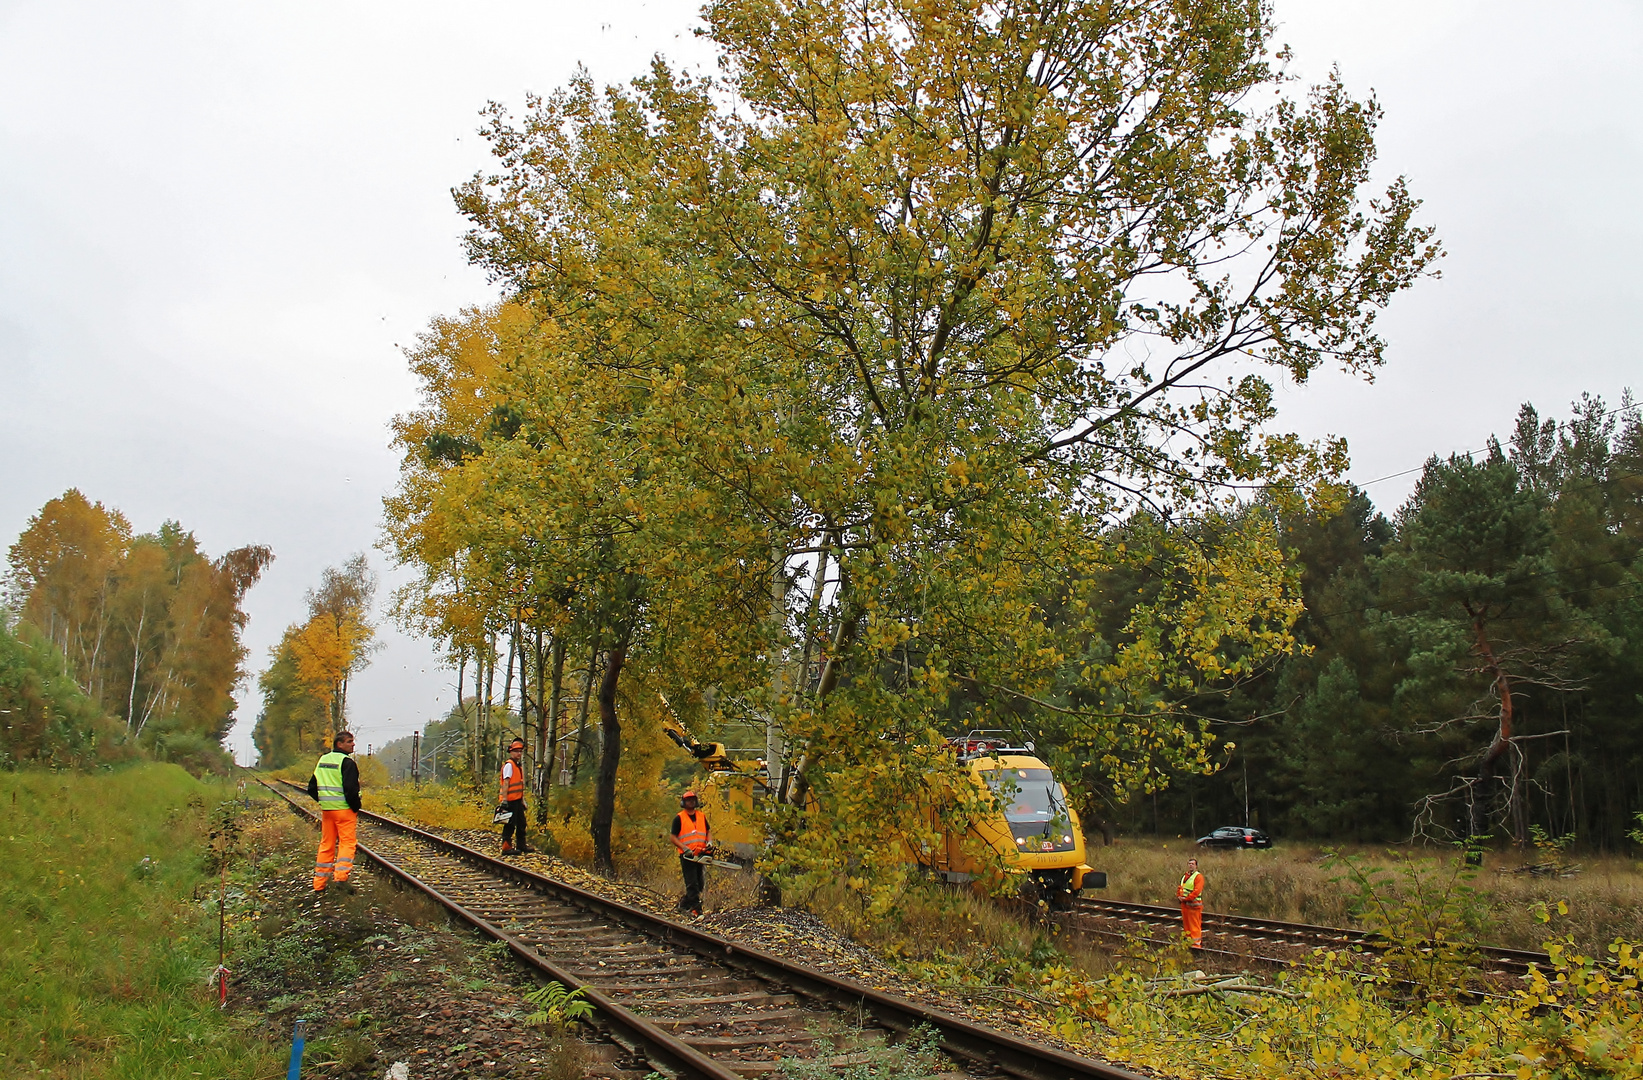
1072, 896, 1551, 975
261, 779, 744, 1080
265, 779, 1151, 1080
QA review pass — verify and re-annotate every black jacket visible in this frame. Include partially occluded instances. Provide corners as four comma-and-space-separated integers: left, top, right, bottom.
307, 755, 362, 812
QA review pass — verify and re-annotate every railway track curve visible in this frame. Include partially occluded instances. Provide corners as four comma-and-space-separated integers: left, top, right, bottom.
261, 779, 1148, 1080
1066, 896, 1551, 977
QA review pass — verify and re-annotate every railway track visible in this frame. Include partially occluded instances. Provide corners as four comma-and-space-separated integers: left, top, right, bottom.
261, 779, 1147, 1080
1067, 896, 1551, 977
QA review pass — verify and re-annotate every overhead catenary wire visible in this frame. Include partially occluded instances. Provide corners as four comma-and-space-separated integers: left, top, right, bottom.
1355, 400, 1640, 488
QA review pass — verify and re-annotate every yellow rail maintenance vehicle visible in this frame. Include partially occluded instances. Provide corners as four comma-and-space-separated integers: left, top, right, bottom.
663, 710, 1102, 903
922, 731, 1101, 904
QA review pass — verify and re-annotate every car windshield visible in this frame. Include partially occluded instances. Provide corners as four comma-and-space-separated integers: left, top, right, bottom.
981, 768, 1069, 824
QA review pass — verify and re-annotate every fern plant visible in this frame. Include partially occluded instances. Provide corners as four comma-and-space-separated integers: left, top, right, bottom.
525, 980, 594, 1035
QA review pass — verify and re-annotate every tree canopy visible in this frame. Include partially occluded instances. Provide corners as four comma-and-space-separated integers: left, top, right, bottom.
386, 0, 1438, 887
5, 489, 272, 759
1128, 393, 1643, 850
251, 555, 380, 769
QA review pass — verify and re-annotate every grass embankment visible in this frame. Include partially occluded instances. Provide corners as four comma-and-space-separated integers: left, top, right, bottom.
0, 765, 283, 1078
1091, 839, 1643, 953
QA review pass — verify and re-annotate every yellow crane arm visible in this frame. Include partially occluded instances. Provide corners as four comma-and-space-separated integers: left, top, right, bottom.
658, 699, 737, 768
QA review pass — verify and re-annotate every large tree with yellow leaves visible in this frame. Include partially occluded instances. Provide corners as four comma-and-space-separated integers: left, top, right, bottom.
391, 0, 1438, 891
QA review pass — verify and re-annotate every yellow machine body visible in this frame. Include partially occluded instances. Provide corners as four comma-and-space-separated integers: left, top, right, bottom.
663, 712, 1096, 897
920, 748, 1096, 897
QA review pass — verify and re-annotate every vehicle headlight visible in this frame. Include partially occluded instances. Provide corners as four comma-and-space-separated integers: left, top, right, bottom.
1062, 835, 1072, 844
1015, 837, 1027, 845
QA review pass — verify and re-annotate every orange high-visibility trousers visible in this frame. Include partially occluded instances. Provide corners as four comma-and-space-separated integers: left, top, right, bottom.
1181, 903, 1203, 947
314, 809, 358, 891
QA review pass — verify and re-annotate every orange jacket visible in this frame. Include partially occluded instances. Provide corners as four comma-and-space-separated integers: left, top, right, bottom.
500, 760, 525, 803
673, 809, 710, 854
1178, 870, 1204, 908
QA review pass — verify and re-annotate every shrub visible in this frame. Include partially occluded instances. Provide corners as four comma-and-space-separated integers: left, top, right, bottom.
151, 729, 235, 777
367, 781, 494, 830
0, 619, 132, 768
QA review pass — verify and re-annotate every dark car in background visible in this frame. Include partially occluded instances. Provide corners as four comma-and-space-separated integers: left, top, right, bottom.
1196, 826, 1272, 849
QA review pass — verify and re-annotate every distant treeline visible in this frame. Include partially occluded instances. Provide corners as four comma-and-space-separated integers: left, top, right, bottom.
2, 490, 271, 771
1097, 395, 1643, 850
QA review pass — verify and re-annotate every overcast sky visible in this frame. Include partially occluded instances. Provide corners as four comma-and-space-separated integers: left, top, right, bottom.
2, 1, 1638, 764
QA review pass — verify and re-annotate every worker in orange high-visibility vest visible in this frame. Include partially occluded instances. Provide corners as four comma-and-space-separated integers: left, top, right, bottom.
499, 738, 530, 856
307, 731, 361, 894
1178, 857, 1205, 948
671, 790, 711, 916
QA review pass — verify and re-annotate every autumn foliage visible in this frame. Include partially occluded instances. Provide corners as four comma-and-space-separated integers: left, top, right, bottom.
3, 489, 271, 767
384, 0, 1438, 887
251, 555, 380, 768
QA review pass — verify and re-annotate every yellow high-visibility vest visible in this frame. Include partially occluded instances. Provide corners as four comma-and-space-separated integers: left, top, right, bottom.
314, 752, 349, 811
675, 809, 709, 854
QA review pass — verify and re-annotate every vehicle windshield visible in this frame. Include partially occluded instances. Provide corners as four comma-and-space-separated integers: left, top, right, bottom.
981, 768, 1070, 825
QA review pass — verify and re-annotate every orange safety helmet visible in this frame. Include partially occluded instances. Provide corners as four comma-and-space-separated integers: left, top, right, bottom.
509, 739, 525, 751
681, 790, 699, 803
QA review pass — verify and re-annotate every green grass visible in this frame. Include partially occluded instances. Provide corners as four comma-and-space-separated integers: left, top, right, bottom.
0, 765, 283, 1078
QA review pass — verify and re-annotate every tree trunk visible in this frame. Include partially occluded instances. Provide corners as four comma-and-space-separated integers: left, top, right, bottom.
591, 640, 628, 874
570, 640, 598, 784
1471, 620, 1518, 846
481, 641, 497, 780
785, 606, 858, 807
524, 627, 541, 793
126, 604, 146, 735
538, 634, 566, 822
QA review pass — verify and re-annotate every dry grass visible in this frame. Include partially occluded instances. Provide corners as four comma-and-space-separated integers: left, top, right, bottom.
798, 873, 1043, 964
1086, 836, 1643, 953
366, 782, 495, 831
240, 805, 312, 858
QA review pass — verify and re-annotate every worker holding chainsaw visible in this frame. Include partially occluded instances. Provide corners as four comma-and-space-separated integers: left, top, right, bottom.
671, 790, 712, 916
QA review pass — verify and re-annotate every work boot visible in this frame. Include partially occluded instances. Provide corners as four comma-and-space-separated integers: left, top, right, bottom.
501, 843, 515, 857
334, 881, 357, 895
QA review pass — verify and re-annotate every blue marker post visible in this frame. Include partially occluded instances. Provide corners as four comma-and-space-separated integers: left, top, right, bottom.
286, 1020, 307, 1080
